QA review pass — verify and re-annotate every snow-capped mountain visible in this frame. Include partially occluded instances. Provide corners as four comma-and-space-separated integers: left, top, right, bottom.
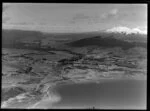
106, 26, 147, 35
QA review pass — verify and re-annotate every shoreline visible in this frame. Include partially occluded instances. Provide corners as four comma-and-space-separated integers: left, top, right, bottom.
1, 76, 146, 109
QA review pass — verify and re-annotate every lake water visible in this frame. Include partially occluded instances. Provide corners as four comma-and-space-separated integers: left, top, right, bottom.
53, 79, 146, 109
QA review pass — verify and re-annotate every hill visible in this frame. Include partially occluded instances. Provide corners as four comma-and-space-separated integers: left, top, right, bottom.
66, 36, 147, 50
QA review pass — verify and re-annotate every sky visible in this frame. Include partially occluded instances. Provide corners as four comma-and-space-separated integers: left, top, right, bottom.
2, 3, 147, 33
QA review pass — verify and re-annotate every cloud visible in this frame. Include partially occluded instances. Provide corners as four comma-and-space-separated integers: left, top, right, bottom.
8, 22, 35, 25
2, 3, 13, 23
2, 3, 12, 13
72, 13, 90, 20
101, 8, 119, 20
2, 23, 83, 33
110, 9, 118, 15
70, 13, 91, 24
3, 5, 9, 12
70, 9, 119, 24
70, 13, 102, 25
2, 16, 11, 23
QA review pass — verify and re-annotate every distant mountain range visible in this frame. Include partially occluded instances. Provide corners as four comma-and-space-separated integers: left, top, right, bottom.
2, 29, 147, 50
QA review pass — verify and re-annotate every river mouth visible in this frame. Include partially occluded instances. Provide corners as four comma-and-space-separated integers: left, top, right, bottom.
52, 79, 146, 109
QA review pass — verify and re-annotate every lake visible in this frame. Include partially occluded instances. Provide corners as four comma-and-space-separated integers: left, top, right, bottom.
53, 79, 146, 109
